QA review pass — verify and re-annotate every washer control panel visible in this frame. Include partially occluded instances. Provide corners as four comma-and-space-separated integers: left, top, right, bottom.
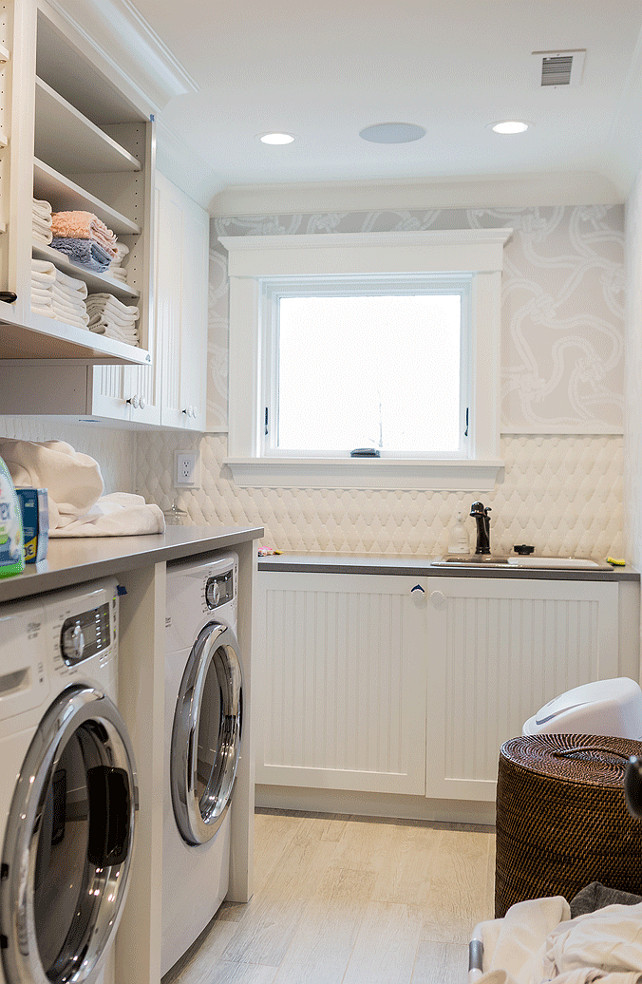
60, 602, 111, 665
205, 568, 234, 610
45, 579, 118, 678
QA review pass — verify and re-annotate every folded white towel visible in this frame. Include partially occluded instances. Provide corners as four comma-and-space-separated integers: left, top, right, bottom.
87, 312, 138, 331
88, 320, 139, 342
85, 292, 139, 317
31, 303, 55, 319
32, 198, 52, 219
53, 311, 91, 330
49, 493, 165, 537
52, 287, 88, 314
32, 227, 54, 246
54, 268, 88, 295
31, 259, 57, 281
109, 268, 128, 282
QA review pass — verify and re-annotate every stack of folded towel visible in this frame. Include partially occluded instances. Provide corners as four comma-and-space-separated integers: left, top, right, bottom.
108, 242, 130, 283
50, 210, 118, 273
32, 199, 53, 245
52, 268, 89, 328
30, 258, 89, 328
86, 292, 139, 345
31, 259, 56, 317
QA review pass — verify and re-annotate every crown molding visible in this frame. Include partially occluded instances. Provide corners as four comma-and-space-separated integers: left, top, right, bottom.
44, 0, 198, 113
210, 172, 622, 217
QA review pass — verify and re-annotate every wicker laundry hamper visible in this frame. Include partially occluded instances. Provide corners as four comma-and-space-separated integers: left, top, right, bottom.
495, 733, 642, 918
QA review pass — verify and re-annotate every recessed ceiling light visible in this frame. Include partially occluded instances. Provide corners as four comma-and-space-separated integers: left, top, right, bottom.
490, 120, 530, 134
359, 122, 426, 144
258, 132, 295, 145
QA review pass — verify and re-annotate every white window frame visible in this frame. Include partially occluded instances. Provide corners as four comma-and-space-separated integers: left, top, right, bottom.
220, 229, 512, 490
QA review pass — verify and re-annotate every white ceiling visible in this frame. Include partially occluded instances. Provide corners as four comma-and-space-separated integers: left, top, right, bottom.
100, 1, 642, 209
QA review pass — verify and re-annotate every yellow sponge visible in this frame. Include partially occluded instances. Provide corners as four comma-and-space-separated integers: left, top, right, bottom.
607, 557, 626, 566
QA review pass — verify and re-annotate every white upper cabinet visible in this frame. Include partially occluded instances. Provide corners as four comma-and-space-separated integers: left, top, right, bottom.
0, 0, 154, 365
155, 170, 208, 432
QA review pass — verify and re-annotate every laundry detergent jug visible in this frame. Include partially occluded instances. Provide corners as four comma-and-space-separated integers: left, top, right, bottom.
0, 455, 24, 576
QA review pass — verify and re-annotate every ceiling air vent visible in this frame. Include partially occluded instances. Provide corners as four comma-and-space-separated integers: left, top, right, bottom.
532, 49, 586, 88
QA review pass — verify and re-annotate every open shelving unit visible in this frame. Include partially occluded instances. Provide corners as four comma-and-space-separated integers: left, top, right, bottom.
0, 0, 154, 365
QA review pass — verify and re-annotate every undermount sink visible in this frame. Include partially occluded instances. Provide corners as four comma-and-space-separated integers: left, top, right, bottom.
431, 555, 612, 571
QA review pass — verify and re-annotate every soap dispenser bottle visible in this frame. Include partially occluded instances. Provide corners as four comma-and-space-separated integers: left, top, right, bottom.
447, 509, 469, 555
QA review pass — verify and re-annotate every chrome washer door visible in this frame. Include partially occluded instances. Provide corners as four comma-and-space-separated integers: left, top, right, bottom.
0, 686, 138, 984
171, 622, 242, 846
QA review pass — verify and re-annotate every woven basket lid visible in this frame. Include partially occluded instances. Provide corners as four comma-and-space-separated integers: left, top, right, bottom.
500, 733, 642, 788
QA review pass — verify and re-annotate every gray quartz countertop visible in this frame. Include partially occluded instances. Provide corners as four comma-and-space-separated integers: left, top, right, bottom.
0, 525, 264, 604
258, 553, 639, 581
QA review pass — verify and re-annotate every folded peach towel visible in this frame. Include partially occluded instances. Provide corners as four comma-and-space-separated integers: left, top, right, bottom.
51, 211, 118, 258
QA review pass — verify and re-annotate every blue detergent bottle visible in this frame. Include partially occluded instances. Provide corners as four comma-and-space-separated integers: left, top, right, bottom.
0, 455, 25, 577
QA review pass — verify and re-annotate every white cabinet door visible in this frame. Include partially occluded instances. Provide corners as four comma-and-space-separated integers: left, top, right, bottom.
425, 576, 620, 803
155, 171, 208, 431
255, 572, 428, 795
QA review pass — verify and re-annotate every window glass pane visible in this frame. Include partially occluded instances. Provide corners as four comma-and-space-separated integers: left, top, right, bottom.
277, 294, 462, 453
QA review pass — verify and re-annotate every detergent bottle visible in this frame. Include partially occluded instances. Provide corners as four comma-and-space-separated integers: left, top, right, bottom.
0, 455, 24, 577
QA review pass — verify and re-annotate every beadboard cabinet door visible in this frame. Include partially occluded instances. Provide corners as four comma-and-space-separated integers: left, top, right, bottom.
255, 572, 429, 794
424, 576, 620, 802
155, 171, 208, 431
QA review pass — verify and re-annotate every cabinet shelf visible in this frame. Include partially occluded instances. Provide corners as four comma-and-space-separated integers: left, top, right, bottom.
0, 310, 150, 364
34, 77, 141, 174
32, 244, 140, 300
33, 159, 141, 236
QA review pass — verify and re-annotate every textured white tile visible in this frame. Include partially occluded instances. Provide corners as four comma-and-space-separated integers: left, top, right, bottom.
134, 431, 624, 560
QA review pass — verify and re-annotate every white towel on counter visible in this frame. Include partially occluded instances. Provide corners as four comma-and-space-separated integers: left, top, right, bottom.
49, 493, 165, 537
0, 438, 164, 536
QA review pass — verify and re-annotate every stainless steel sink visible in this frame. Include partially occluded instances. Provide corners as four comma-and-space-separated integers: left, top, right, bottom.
431, 555, 613, 571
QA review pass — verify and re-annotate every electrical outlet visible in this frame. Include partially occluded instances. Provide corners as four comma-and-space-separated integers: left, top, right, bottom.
174, 450, 200, 488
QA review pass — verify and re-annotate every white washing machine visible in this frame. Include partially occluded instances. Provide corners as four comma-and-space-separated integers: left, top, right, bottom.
0, 579, 138, 984
162, 554, 243, 975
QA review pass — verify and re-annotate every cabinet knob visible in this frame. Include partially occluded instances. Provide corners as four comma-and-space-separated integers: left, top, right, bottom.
410, 584, 425, 593
139, 396, 146, 410
127, 394, 140, 409
429, 590, 447, 610
192, 406, 198, 418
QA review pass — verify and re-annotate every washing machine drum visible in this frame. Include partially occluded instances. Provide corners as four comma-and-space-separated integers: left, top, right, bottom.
0, 685, 138, 984
171, 621, 242, 846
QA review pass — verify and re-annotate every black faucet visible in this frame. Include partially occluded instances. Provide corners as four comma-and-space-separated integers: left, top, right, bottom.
470, 501, 491, 554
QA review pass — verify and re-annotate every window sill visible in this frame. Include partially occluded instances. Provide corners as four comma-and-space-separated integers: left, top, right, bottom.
224, 457, 505, 490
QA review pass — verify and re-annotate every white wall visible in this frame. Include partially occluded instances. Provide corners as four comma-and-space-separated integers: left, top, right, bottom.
625, 173, 642, 567
135, 202, 626, 558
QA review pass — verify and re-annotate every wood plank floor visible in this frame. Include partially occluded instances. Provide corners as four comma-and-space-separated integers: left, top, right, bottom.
164, 809, 496, 984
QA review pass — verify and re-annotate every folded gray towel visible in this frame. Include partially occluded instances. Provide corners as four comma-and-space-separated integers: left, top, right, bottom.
50, 237, 112, 272
569, 880, 642, 918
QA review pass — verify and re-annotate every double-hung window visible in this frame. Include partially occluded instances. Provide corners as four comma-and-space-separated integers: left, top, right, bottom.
221, 230, 511, 490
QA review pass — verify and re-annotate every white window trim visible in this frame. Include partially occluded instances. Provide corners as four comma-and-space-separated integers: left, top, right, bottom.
220, 229, 512, 490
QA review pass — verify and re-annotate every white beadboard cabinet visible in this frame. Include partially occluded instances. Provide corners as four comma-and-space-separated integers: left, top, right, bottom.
255, 570, 628, 807
255, 572, 428, 794
154, 171, 209, 431
424, 577, 619, 802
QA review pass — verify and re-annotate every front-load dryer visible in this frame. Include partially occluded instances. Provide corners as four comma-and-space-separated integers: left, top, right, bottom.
162, 553, 243, 975
0, 579, 138, 984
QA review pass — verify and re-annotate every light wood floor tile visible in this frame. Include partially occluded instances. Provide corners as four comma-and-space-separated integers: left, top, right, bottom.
220, 897, 305, 967
420, 829, 494, 944
342, 900, 423, 984
272, 898, 362, 984
198, 962, 278, 984
410, 940, 468, 983
370, 822, 441, 906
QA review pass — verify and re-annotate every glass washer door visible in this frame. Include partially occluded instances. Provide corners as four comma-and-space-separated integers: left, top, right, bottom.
171, 622, 243, 846
0, 686, 138, 984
